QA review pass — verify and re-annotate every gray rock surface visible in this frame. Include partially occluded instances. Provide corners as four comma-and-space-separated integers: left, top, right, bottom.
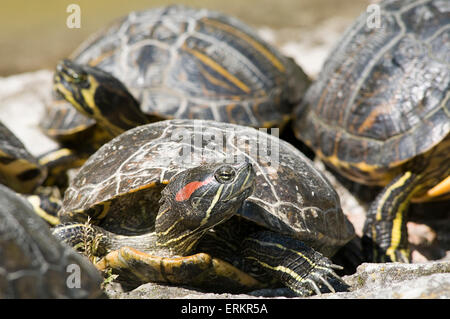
0, 70, 57, 156
316, 261, 450, 299
104, 261, 450, 299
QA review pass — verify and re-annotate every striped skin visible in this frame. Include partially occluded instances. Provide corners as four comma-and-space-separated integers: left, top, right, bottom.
363, 172, 421, 262
362, 135, 450, 262
155, 163, 255, 253
242, 231, 346, 296
54, 60, 151, 138
54, 5, 309, 132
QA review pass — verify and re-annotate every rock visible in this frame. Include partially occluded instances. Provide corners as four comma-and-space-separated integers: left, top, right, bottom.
104, 282, 262, 299
104, 261, 450, 299
0, 70, 57, 156
313, 261, 450, 299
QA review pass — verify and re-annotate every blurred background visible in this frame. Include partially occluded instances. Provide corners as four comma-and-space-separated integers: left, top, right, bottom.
0, 0, 370, 77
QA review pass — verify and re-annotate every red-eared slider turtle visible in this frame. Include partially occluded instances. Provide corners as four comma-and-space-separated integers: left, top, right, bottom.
53, 5, 310, 137
0, 184, 104, 298
53, 119, 354, 296
293, 0, 449, 262
0, 121, 46, 193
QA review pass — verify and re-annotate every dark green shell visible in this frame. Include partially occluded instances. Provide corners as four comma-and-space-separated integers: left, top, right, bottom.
294, 0, 449, 185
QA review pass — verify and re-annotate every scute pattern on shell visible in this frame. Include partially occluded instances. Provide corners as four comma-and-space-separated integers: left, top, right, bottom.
295, 0, 449, 170
69, 5, 304, 127
62, 120, 354, 255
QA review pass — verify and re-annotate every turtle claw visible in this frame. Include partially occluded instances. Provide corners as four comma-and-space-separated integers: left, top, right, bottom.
301, 261, 348, 296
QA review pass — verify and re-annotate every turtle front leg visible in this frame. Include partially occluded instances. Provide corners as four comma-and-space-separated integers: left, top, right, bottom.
362, 171, 423, 263
242, 231, 347, 297
96, 247, 265, 292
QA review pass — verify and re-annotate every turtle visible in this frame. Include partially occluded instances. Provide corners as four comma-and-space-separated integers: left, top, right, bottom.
292, 0, 449, 263
52, 119, 354, 296
0, 120, 46, 194
0, 184, 105, 298
52, 5, 310, 138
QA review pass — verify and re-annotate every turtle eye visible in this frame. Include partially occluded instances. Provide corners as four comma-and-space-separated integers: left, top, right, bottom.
214, 165, 236, 184
70, 71, 87, 84
66, 68, 87, 84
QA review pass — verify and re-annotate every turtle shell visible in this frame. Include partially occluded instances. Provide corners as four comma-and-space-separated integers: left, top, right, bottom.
40, 94, 110, 148
61, 119, 354, 257
293, 0, 450, 185
67, 5, 309, 128
0, 121, 46, 193
0, 184, 104, 298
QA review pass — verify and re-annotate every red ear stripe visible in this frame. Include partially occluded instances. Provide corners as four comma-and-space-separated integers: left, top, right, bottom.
175, 176, 214, 202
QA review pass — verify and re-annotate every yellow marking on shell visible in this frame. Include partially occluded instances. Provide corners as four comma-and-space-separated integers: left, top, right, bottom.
27, 195, 61, 226
38, 148, 74, 166
202, 18, 285, 73
197, 62, 236, 92
87, 49, 115, 67
318, 151, 390, 184
427, 175, 450, 198
183, 45, 251, 94
200, 184, 224, 226
126, 182, 157, 194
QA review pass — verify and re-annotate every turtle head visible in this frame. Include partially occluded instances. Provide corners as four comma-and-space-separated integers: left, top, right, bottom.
155, 162, 255, 253
53, 59, 149, 137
